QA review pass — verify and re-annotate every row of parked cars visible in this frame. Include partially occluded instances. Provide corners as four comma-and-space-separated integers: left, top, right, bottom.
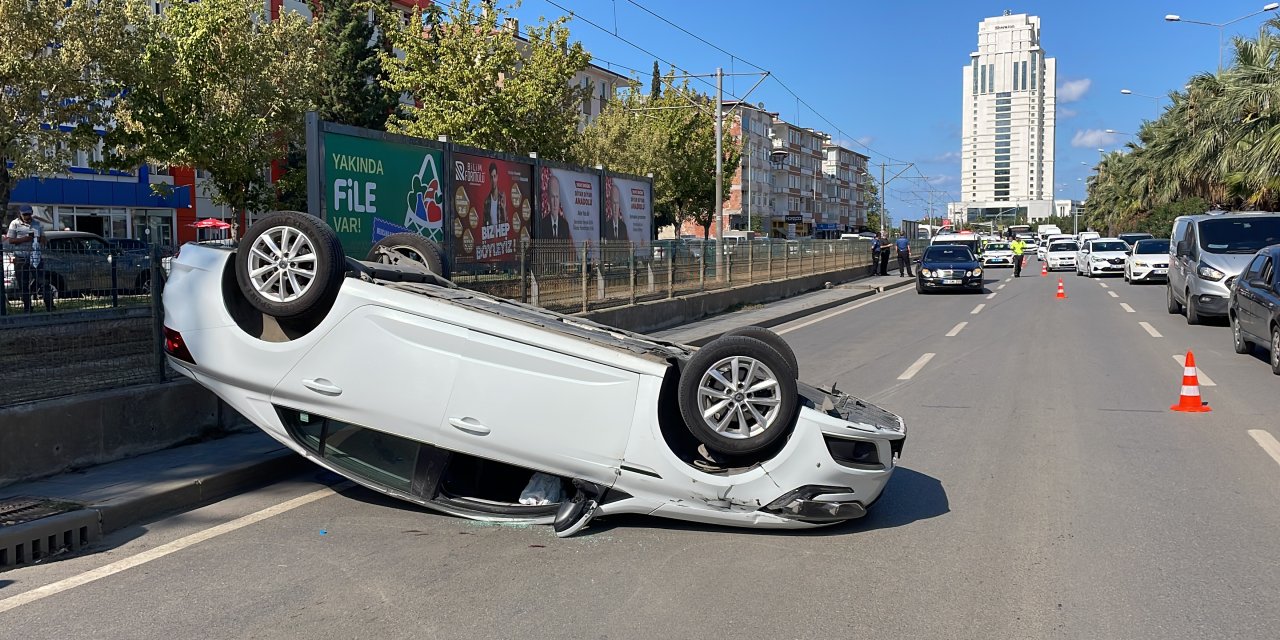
1022, 213, 1280, 375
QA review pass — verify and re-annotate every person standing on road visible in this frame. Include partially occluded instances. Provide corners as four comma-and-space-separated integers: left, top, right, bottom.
1010, 236, 1026, 277
871, 234, 883, 275
895, 232, 913, 277
878, 234, 891, 276
5, 205, 53, 313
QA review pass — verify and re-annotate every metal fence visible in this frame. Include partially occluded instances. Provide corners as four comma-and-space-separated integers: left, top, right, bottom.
0, 236, 913, 408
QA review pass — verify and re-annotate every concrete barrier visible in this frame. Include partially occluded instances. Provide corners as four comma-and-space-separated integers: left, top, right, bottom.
0, 379, 246, 489
580, 265, 872, 334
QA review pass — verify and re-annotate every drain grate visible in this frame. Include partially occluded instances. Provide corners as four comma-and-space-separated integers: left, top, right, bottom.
1, 497, 80, 527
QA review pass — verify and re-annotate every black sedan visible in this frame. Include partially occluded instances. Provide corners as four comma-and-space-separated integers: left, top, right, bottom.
1228, 244, 1280, 375
916, 245, 984, 294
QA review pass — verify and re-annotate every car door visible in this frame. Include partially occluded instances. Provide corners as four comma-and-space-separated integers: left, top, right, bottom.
1236, 255, 1267, 338
1077, 242, 1089, 271
439, 324, 639, 481
79, 237, 114, 291
1254, 257, 1278, 340
272, 304, 468, 448
1170, 220, 1190, 301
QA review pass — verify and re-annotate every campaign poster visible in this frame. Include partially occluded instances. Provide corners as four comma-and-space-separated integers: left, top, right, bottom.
451, 153, 532, 263
537, 166, 600, 259
322, 131, 446, 259
603, 176, 652, 255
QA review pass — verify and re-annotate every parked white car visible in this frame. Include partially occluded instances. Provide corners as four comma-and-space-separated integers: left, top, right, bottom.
1124, 238, 1172, 283
162, 212, 907, 537
1077, 238, 1130, 277
1044, 240, 1079, 271
1038, 234, 1073, 261
981, 241, 1016, 267
1077, 231, 1101, 244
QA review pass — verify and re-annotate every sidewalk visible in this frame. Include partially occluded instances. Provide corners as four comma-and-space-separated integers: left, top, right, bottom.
1, 270, 914, 567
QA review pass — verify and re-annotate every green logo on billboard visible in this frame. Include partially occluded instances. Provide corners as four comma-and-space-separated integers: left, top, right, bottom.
404, 154, 445, 243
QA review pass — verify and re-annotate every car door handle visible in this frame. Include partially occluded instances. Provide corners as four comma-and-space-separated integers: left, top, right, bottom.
302, 378, 343, 396
448, 417, 491, 436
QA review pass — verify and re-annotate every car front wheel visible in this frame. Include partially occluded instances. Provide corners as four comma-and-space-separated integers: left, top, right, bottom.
1272, 327, 1280, 376
1186, 291, 1201, 325
1167, 285, 1182, 314
721, 326, 799, 380
1232, 314, 1253, 354
678, 335, 798, 457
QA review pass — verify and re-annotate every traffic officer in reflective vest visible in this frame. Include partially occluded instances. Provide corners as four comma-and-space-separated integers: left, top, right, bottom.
1010, 237, 1026, 277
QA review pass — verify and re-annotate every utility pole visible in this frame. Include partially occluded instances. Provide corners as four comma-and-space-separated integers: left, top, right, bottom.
879, 161, 915, 236
714, 67, 723, 239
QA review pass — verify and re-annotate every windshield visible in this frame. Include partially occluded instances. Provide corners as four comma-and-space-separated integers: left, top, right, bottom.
1049, 242, 1078, 252
986, 243, 1010, 251
1198, 217, 1280, 253
1090, 241, 1128, 252
1134, 239, 1170, 254
1119, 234, 1153, 243
923, 246, 975, 262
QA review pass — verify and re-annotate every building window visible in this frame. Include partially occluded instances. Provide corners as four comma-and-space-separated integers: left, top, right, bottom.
980, 65, 986, 95
1021, 61, 1028, 92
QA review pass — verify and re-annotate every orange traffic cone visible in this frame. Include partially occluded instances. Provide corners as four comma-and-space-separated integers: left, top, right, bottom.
1171, 350, 1211, 412
1040, 261, 1048, 277
1055, 278, 1066, 299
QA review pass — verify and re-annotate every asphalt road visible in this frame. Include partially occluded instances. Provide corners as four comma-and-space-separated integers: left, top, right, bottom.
4, 266, 1280, 639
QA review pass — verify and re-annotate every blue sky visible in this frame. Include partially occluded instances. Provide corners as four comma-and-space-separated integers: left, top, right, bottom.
511, 0, 1280, 218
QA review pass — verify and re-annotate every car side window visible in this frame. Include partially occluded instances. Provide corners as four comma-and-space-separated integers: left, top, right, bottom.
47, 238, 70, 251
1185, 225, 1198, 259
1261, 259, 1274, 288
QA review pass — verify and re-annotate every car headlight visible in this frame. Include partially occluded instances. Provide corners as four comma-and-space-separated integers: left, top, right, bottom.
1197, 263, 1225, 281
1133, 260, 1148, 267
1091, 255, 1106, 262
972, 267, 983, 276
920, 269, 932, 277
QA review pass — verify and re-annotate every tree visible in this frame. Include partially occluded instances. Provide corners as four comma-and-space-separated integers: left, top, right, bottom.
0, 0, 147, 215
650, 61, 662, 97
381, 0, 590, 160
863, 180, 883, 233
277, 0, 400, 210
104, 0, 321, 218
575, 83, 738, 237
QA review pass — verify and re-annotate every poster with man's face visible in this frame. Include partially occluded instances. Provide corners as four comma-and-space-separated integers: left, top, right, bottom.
451, 153, 532, 263
604, 176, 652, 255
537, 167, 599, 259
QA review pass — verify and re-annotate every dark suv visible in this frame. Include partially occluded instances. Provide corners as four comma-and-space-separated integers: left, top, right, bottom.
3, 231, 153, 299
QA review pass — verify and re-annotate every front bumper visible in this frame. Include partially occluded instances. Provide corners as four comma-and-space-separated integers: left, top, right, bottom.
1190, 291, 1230, 316
1047, 258, 1075, 270
919, 276, 983, 290
1129, 263, 1168, 281
1086, 261, 1126, 275
983, 255, 1014, 267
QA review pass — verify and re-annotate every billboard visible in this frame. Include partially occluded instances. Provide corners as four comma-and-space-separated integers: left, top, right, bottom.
322, 131, 446, 258
603, 176, 652, 254
537, 166, 599, 258
451, 153, 531, 263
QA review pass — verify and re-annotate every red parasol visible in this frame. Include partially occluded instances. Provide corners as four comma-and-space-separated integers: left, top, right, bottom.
191, 218, 232, 229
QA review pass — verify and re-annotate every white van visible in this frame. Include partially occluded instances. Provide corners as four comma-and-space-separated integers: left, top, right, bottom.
1038, 234, 1073, 260
931, 232, 982, 258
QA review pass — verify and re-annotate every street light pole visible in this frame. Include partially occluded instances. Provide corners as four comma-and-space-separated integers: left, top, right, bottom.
714, 67, 722, 238
1166, 4, 1280, 74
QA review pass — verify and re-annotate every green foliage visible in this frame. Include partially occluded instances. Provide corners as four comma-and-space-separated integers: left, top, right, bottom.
104, 0, 321, 215
1135, 197, 1207, 238
1088, 19, 1280, 230
863, 181, 882, 232
575, 81, 739, 236
650, 61, 662, 98
0, 0, 148, 212
381, 0, 590, 161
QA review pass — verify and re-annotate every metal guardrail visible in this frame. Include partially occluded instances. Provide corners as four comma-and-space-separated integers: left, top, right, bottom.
0, 237, 903, 408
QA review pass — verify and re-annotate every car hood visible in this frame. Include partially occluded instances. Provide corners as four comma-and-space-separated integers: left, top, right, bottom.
985, 249, 1013, 256
1128, 254, 1168, 263
921, 260, 980, 270
1046, 251, 1075, 258
1087, 251, 1128, 260
1201, 252, 1256, 277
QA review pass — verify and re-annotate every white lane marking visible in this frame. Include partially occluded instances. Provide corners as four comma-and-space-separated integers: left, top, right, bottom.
1172, 354, 1217, 386
897, 353, 935, 380
776, 287, 910, 335
997, 284, 1006, 290
0, 484, 347, 615
971, 304, 985, 315
1120, 303, 1135, 313
1139, 322, 1163, 338
1004, 277, 1012, 282
985, 292, 997, 300
1248, 430, 1280, 468
1108, 291, 1119, 298
946, 322, 967, 337
1099, 282, 1109, 288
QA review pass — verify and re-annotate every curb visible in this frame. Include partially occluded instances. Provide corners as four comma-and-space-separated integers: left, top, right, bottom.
684, 277, 915, 347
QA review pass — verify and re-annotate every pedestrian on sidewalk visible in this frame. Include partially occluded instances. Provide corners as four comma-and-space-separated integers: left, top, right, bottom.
871, 233, 885, 276
1011, 236, 1026, 278
5, 205, 53, 313
895, 232, 913, 277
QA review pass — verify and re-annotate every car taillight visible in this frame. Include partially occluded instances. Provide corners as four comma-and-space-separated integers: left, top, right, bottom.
163, 326, 196, 364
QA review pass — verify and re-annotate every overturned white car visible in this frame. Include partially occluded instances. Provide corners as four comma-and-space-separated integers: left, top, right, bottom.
162, 212, 906, 536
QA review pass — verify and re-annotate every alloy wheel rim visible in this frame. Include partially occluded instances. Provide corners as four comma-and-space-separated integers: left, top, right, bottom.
1274, 332, 1279, 367
247, 225, 317, 303
696, 356, 782, 440
1233, 317, 1242, 347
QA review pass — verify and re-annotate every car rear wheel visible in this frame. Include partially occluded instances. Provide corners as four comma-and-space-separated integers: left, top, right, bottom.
721, 326, 799, 380
1167, 285, 1182, 314
366, 233, 447, 277
1232, 314, 1253, 354
678, 335, 798, 457
235, 211, 345, 321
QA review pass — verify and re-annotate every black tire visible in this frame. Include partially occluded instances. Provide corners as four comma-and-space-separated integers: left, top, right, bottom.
235, 211, 345, 321
677, 335, 798, 457
366, 233, 446, 277
1167, 285, 1182, 314
916, 283, 925, 294
1231, 313, 1253, 354
722, 326, 799, 380
1185, 291, 1201, 325
1271, 326, 1280, 376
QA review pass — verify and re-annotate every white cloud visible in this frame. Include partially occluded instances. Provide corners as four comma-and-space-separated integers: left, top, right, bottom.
1071, 129, 1118, 148
928, 175, 957, 185
1059, 107, 1078, 118
855, 135, 875, 147
929, 150, 962, 163
1058, 78, 1092, 103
